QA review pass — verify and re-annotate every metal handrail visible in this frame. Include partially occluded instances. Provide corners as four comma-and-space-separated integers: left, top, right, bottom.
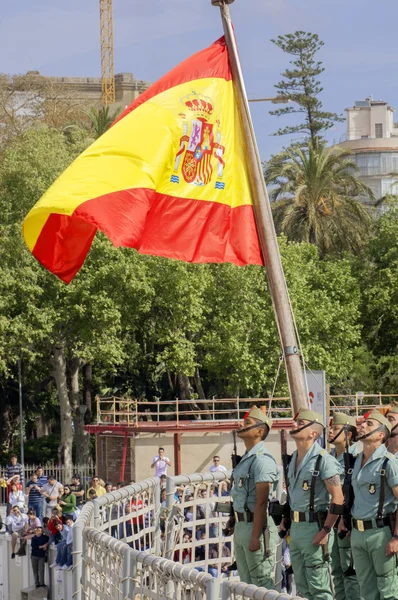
96, 394, 398, 425
73, 471, 303, 600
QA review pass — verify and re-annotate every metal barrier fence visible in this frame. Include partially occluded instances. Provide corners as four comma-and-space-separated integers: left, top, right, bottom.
73, 471, 302, 600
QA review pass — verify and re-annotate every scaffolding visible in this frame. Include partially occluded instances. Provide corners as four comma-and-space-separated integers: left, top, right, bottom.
99, 0, 115, 105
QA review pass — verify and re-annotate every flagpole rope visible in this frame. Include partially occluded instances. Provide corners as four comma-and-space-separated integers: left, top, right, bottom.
268, 352, 284, 417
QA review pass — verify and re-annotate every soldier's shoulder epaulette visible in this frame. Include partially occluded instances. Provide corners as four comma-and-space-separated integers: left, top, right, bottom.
256, 450, 276, 462
320, 449, 327, 456
385, 452, 395, 460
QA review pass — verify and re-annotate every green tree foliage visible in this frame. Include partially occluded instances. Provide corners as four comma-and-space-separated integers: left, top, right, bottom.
264, 142, 374, 256
359, 199, 398, 391
0, 122, 394, 464
270, 32, 343, 146
0, 126, 91, 225
84, 106, 122, 139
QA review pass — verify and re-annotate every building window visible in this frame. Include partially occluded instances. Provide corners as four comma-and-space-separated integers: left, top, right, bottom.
381, 178, 398, 196
375, 123, 383, 138
366, 180, 381, 199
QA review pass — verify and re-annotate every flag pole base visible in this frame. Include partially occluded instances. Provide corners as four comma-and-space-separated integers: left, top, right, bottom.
211, 0, 235, 5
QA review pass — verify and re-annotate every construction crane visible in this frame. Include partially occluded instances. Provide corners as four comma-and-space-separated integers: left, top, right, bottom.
99, 0, 115, 105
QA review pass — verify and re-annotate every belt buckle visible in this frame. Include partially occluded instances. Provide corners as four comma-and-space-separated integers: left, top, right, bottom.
293, 511, 299, 523
357, 519, 364, 532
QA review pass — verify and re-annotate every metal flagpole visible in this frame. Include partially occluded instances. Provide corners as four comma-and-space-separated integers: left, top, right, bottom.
211, 0, 308, 415
18, 358, 25, 466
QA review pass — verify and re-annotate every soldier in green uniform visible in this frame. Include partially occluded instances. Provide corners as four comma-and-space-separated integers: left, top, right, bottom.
342, 411, 398, 600
328, 412, 361, 600
281, 409, 345, 600
385, 405, 398, 457
230, 406, 279, 589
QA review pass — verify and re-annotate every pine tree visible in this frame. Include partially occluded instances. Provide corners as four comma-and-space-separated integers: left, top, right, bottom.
270, 31, 343, 147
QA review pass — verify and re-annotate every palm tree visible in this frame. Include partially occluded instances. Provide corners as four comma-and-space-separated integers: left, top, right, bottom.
264, 142, 375, 256
84, 105, 122, 139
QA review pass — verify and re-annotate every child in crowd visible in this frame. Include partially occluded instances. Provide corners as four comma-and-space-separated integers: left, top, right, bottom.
48, 508, 62, 540
9, 482, 25, 511
6, 475, 22, 516
31, 526, 49, 588
88, 489, 97, 501
42, 517, 50, 537
23, 509, 41, 541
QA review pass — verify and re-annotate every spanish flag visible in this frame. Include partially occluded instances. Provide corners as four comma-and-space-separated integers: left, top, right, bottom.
23, 37, 263, 283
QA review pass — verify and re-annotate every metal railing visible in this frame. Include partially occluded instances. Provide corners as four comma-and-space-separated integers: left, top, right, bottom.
73, 471, 302, 600
96, 394, 398, 425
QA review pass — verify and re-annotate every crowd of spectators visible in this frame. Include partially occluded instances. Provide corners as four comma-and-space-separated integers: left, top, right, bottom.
1, 450, 233, 585
0, 455, 114, 589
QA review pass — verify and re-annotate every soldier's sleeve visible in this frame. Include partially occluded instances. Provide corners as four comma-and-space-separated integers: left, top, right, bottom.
319, 451, 343, 481
386, 455, 398, 488
252, 455, 279, 484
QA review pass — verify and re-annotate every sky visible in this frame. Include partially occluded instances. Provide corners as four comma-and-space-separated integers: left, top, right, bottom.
1, 0, 397, 160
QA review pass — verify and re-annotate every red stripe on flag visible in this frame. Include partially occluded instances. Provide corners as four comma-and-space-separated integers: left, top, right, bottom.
32, 214, 97, 284
32, 191, 263, 283
113, 37, 231, 127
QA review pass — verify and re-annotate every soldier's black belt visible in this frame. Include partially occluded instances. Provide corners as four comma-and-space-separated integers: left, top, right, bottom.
352, 516, 391, 531
290, 510, 328, 523
234, 510, 254, 523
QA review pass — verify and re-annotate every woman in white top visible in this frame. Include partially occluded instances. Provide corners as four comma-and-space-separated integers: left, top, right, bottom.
9, 483, 25, 511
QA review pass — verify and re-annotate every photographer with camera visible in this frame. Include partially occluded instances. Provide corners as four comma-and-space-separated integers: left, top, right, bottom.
40, 474, 63, 519
229, 406, 279, 589
25, 473, 44, 521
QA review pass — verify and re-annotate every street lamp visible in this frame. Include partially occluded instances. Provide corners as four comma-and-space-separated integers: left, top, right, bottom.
18, 358, 24, 467
248, 96, 291, 104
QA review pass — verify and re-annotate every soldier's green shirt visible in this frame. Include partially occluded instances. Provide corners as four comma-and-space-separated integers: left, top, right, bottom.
330, 443, 359, 485
231, 441, 279, 513
288, 442, 341, 512
351, 444, 398, 520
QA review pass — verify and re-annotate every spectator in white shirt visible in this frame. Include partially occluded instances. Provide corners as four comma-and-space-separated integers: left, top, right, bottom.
9, 483, 25, 511
6, 506, 29, 558
209, 456, 227, 474
151, 447, 171, 477
40, 475, 63, 518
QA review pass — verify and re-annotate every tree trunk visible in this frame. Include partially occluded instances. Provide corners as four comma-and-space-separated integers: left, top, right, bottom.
69, 357, 91, 467
192, 367, 212, 420
0, 403, 14, 452
83, 362, 92, 422
177, 373, 202, 420
193, 368, 206, 399
51, 345, 73, 481
167, 370, 175, 393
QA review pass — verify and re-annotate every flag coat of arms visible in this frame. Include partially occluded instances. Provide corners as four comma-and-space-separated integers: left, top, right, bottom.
23, 37, 263, 283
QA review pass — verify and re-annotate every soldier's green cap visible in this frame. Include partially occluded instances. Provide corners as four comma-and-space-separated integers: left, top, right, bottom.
364, 410, 392, 432
332, 412, 357, 428
387, 404, 398, 415
248, 406, 272, 430
294, 409, 324, 427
